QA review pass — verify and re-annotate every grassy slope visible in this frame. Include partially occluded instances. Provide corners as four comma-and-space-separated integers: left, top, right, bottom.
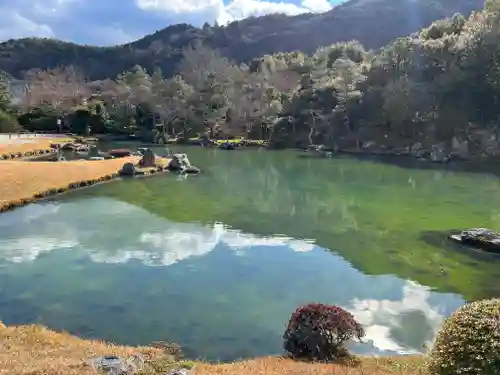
0, 324, 425, 375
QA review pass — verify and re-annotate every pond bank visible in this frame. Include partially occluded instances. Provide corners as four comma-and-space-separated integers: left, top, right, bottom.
0, 157, 171, 213
0, 323, 424, 375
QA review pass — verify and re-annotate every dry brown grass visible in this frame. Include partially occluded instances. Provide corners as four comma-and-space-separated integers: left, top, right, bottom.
0, 137, 74, 158
0, 157, 139, 210
0, 324, 426, 375
0, 324, 164, 375
192, 356, 426, 375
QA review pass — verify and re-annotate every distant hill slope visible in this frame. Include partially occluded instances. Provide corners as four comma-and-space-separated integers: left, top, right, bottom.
0, 0, 484, 80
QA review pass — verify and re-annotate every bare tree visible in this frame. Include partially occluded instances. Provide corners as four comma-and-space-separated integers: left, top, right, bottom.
23, 66, 90, 115
150, 74, 193, 136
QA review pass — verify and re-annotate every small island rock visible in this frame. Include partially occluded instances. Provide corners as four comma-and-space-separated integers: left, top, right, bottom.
168, 153, 191, 170
120, 162, 137, 176
138, 149, 156, 167
448, 228, 500, 253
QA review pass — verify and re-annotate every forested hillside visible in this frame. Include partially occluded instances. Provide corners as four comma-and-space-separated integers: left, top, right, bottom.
0, 0, 483, 79
1, 1, 500, 162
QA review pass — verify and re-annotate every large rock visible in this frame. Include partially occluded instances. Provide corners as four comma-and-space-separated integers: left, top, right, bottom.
429, 143, 450, 163
88, 145, 99, 158
168, 153, 192, 170
138, 149, 156, 167
448, 228, 500, 253
480, 131, 500, 156
61, 142, 85, 151
108, 149, 132, 158
451, 137, 469, 159
361, 141, 377, 151
183, 165, 201, 174
119, 162, 137, 176
168, 369, 191, 375
88, 355, 144, 375
155, 131, 168, 144
409, 142, 425, 157
218, 142, 236, 150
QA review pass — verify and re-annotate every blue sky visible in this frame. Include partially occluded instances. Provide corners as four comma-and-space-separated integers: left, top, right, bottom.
0, 0, 342, 46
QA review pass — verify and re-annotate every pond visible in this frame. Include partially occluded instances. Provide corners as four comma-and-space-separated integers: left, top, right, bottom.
1, 145, 500, 361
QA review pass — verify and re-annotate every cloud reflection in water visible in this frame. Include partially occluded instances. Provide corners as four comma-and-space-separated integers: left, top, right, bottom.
0, 198, 464, 356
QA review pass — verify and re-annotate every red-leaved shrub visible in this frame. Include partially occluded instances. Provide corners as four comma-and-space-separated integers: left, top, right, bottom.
283, 302, 365, 361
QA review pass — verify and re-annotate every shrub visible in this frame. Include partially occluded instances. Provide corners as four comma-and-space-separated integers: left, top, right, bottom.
283, 302, 365, 361
426, 299, 500, 375
0, 109, 20, 132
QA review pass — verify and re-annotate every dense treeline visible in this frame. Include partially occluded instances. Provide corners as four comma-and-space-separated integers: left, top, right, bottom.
0, 0, 482, 80
2, 1, 500, 158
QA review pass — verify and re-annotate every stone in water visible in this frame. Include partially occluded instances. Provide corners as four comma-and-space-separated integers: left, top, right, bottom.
138, 149, 156, 167
448, 228, 500, 253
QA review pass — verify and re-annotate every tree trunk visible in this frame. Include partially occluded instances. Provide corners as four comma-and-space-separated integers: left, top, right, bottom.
308, 127, 314, 145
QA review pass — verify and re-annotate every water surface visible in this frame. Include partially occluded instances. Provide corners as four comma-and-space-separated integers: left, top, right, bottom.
0, 146, 499, 360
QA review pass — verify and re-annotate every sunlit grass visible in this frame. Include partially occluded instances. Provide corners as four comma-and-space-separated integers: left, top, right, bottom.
0, 323, 425, 375
0, 157, 139, 212
0, 136, 75, 159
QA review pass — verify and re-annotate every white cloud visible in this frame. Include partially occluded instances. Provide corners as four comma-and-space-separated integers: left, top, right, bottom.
0, 8, 54, 40
136, 0, 223, 15
349, 281, 448, 353
0, 198, 315, 265
300, 0, 332, 12
85, 24, 137, 45
135, 0, 333, 25
0, 0, 334, 45
30, 0, 79, 18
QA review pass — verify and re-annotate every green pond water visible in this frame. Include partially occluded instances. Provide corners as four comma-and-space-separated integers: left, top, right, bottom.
1, 145, 500, 361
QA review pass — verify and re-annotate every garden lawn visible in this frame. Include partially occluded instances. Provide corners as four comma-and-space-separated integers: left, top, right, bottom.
0, 158, 138, 208
0, 136, 74, 157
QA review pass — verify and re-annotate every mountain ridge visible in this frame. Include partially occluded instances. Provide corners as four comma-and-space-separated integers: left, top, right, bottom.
0, 0, 485, 80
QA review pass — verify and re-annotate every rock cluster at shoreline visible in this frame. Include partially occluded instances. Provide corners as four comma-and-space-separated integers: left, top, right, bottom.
308, 138, 474, 163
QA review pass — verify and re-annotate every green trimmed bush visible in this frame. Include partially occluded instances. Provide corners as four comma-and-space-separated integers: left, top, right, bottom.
426, 299, 500, 375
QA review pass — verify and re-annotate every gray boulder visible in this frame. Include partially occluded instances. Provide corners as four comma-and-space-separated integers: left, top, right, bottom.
409, 142, 425, 158
138, 149, 156, 167
451, 137, 469, 159
120, 163, 137, 176
168, 153, 191, 170
88, 354, 144, 375
429, 143, 447, 162
448, 228, 500, 253
88, 145, 99, 158
167, 369, 191, 375
182, 165, 201, 174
